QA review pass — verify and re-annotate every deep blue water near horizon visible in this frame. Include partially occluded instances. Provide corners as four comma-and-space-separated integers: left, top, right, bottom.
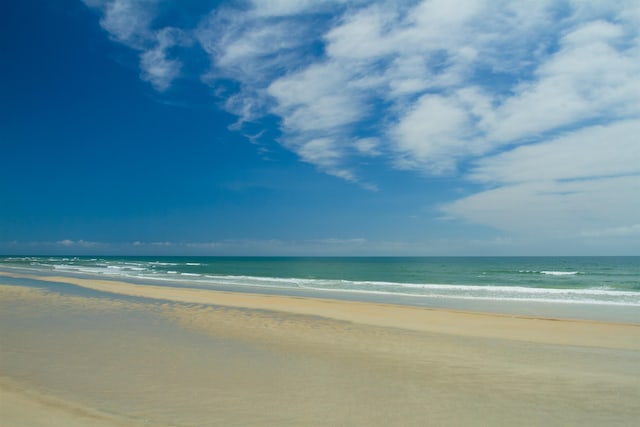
1, 256, 639, 309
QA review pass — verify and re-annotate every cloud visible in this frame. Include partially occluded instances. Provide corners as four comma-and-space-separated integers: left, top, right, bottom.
139, 27, 189, 91
353, 137, 381, 157
197, 0, 638, 185
83, 0, 155, 48
85, 1, 639, 180
56, 239, 101, 248
391, 93, 476, 173
469, 120, 640, 184
485, 19, 640, 144
444, 176, 639, 236
441, 120, 640, 238
297, 138, 341, 167
82, 0, 640, 244
83, 0, 186, 92
195, 5, 330, 123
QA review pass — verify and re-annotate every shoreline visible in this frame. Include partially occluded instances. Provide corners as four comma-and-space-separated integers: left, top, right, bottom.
1, 271, 639, 349
2, 267, 640, 324
2, 276, 640, 426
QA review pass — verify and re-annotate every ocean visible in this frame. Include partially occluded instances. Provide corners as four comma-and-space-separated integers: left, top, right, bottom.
1, 256, 639, 310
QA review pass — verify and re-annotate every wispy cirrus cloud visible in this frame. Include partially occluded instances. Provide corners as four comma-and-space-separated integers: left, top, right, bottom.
83, 0, 188, 92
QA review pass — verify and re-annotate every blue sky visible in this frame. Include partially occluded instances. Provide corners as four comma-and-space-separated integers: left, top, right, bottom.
1, 0, 639, 256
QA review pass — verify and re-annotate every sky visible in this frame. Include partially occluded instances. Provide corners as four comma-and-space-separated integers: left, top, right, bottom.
1, 0, 639, 256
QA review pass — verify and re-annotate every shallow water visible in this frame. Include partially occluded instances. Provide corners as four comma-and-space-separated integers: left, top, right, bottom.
2, 284, 639, 426
3, 256, 638, 307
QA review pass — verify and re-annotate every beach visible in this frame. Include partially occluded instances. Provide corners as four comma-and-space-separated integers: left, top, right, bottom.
1, 273, 639, 426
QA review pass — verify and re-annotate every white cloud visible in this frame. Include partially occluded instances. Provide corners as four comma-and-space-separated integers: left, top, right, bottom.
84, 0, 186, 91
354, 137, 381, 156
268, 63, 364, 133
469, 120, 640, 184
85, 0, 155, 48
487, 20, 640, 143
296, 137, 363, 184
56, 239, 101, 248
83, 0, 640, 245
297, 138, 341, 167
194, 5, 331, 128
442, 120, 640, 239
392, 93, 474, 174
443, 175, 640, 237
139, 27, 188, 91
209, 19, 308, 74
86, 1, 639, 184
323, 3, 397, 61
85, 0, 640, 179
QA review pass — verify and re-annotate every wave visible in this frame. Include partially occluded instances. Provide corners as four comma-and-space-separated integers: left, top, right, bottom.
140, 273, 640, 306
518, 270, 580, 276
541, 271, 579, 276
296, 286, 640, 307
2, 257, 638, 307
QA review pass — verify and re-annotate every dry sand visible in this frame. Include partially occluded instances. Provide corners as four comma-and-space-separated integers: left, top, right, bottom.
1, 274, 639, 426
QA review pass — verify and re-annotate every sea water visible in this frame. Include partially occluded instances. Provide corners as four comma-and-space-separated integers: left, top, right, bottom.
1, 256, 638, 309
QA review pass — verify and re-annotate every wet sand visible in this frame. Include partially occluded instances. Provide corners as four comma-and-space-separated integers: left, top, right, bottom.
1, 275, 639, 426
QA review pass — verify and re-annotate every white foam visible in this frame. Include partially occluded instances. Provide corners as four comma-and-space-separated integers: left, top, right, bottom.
157, 274, 640, 306
541, 271, 579, 276
297, 286, 640, 307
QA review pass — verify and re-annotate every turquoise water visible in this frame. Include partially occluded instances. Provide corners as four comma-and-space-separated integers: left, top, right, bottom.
1, 256, 639, 307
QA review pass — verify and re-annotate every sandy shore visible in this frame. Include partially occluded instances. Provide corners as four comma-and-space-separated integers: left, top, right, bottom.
0, 378, 155, 427
1, 273, 639, 426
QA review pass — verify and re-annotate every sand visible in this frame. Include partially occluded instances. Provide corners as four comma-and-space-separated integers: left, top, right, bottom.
1, 273, 639, 426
